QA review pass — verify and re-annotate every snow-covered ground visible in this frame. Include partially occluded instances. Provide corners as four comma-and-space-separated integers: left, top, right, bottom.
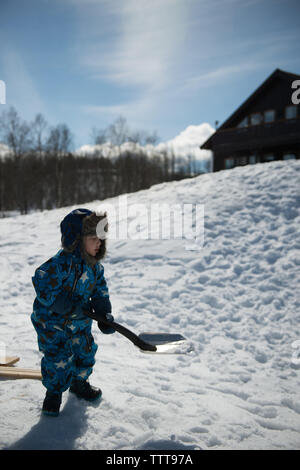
0, 160, 299, 450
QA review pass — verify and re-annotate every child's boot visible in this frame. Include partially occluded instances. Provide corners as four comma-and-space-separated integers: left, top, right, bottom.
42, 390, 62, 417
69, 377, 102, 401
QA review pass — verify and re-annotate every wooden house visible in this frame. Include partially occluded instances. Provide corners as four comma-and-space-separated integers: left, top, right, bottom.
201, 69, 300, 171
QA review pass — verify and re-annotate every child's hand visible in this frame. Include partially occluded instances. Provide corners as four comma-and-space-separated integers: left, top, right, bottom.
97, 312, 116, 335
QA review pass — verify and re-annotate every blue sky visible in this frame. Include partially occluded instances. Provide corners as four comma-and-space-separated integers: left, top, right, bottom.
0, 0, 300, 150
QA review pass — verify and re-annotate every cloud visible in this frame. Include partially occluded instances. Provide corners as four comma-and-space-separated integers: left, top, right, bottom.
156, 123, 214, 162
159, 123, 214, 150
81, 94, 156, 124
107, 0, 187, 91
1, 46, 46, 118
70, 0, 188, 92
182, 62, 262, 93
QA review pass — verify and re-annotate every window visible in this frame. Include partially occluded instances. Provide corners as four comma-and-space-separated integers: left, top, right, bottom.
225, 157, 235, 169
250, 113, 262, 125
249, 155, 259, 164
264, 110, 275, 123
264, 154, 275, 162
283, 153, 296, 160
285, 106, 297, 119
237, 117, 248, 128
236, 156, 247, 166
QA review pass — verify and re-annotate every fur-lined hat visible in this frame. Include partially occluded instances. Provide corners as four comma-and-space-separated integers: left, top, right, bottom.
60, 208, 108, 265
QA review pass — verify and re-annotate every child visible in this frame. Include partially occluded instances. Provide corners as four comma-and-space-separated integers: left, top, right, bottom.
31, 208, 115, 416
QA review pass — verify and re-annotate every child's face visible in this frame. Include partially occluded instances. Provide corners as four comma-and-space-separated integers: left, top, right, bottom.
84, 235, 101, 257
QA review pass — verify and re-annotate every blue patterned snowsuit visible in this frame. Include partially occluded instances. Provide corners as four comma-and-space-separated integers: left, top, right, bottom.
31, 210, 112, 393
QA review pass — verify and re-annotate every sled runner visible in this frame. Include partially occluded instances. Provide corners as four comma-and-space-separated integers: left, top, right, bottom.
98, 318, 193, 354
0, 355, 41, 380
0, 366, 42, 380
0, 356, 20, 366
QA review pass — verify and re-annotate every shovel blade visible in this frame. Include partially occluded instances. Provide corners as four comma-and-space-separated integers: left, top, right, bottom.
138, 333, 193, 354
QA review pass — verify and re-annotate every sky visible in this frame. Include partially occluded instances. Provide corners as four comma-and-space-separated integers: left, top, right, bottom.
0, 0, 300, 151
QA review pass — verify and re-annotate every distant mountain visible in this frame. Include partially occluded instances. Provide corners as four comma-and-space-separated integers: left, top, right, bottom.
0, 143, 10, 158
75, 123, 214, 173
0, 122, 215, 172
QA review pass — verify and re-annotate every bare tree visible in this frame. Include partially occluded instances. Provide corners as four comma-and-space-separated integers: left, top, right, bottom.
127, 129, 159, 147
47, 123, 73, 156
144, 130, 159, 146
90, 126, 107, 145
0, 106, 32, 159
0, 106, 34, 213
31, 113, 48, 157
46, 123, 73, 207
107, 116, 130, 147
91, 116, 159, 148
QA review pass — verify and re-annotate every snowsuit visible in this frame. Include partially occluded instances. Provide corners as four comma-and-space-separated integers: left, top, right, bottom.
31, 209, 112, 394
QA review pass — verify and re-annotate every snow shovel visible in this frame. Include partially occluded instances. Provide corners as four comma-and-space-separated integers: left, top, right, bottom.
97, 318, 193, 354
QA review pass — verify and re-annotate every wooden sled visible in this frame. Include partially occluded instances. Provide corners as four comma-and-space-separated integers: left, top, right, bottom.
0, 356, 20, 366
0, 366, 42, 380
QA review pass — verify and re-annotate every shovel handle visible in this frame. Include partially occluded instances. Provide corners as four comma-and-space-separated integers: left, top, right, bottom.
98, 318, 157, 352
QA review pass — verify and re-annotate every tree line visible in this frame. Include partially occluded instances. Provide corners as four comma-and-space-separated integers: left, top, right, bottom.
0, 107, 203, 215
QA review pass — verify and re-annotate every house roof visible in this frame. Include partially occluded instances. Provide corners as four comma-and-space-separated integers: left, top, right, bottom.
201, 68, 300, 149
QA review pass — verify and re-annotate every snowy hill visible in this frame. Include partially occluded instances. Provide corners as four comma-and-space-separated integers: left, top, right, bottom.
0, 160, 300, 450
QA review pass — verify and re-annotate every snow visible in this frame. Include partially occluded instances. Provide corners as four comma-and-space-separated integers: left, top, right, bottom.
75, 123, 214, 172
0, 143, 10, 159
0, 160, 300, 450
